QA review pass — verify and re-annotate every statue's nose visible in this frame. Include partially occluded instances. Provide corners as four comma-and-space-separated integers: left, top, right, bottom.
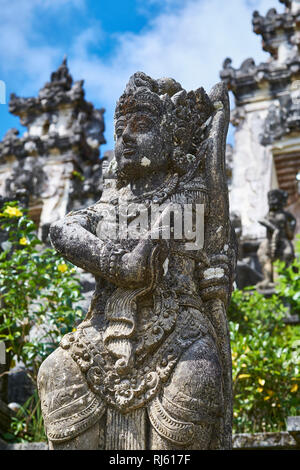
122, 124, 135, 144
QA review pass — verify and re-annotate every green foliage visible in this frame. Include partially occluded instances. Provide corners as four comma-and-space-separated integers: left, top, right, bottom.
0, 202, 84, 442
72, 170, 85, 181
2, 391, 46, 443
0, 202, 84, 380
229, 237, 300, 433
229, 287, 300, 433
274, 234, 300, 316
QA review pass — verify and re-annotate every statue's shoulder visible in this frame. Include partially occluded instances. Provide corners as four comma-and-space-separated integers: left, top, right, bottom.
37, 344, 105, 443
283, 209, 296, 222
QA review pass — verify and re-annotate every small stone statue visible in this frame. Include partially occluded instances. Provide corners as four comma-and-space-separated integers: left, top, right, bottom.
257, 189, 296, 289
38, 72, 236, 450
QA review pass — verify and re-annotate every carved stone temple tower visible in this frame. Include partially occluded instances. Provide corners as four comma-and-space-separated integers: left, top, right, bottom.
221, 0, 300, 242
0, 58, 106, 241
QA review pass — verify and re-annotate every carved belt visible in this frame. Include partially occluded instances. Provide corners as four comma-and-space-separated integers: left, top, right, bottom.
60, 292, 214, 413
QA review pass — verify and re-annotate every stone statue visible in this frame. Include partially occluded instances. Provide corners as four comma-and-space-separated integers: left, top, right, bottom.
230, 212, 263, 289
257, 189, 296, 289
37, 72, 236, 450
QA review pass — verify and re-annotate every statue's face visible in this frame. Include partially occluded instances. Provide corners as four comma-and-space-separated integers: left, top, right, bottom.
268, 191, 284, 211
114, 111, 168, 180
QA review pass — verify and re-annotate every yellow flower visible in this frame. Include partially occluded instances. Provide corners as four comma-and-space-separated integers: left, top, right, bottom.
238, 374, 251, 379
291, 384, 298, 393
258, 378, 265, 386
57, 263, 68, 273
3, 206, 23, 217
264, 396, 271, 401
72, 328, 77, 332
19, 237, 28, 245
257, 387, 263, 393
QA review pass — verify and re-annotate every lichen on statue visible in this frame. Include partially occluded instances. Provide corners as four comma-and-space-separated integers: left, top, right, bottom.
37, 72, 236, 450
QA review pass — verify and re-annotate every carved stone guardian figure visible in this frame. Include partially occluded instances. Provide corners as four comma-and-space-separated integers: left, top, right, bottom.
257, 189, 296, 289
37, 72, 236, 450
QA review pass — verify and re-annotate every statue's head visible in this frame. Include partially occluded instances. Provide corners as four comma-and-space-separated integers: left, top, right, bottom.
267, 189, 288, 210
114, 72, 214, 186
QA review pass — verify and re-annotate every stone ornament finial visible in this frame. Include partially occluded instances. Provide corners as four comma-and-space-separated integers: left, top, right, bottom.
37, 71, 236, 450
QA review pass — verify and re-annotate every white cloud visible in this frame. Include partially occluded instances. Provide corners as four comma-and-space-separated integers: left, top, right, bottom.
0, 0, 284, 148
0, 0, 83, 92
69, 0, 280, 149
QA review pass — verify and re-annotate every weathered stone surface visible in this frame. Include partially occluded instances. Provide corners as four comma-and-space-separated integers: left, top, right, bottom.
1, 430, 299, 450
221, 0, 300, 241
261, 92, 300, 145
7, 366, 35, 406
257, 189, 296, 288
220, 1, 300, 99
0, 437, 48, 450
37, 72, 236, 450
233, 431, 299, 450
287, 416, 300, 443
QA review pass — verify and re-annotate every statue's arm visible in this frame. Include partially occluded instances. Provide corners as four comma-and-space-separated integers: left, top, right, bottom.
49, 208, 159, 288
258, 217, 276, 232
285, 212, 297, 240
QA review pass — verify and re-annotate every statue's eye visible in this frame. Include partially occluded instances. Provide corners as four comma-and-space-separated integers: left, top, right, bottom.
116, 127, 124, 137
135, 121, 152, 132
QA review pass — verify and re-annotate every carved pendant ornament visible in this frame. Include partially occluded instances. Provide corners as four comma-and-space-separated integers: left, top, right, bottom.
38, 72, 236, 450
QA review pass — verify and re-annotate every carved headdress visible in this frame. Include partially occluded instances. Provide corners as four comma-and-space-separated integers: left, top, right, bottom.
115, 71, 214, 178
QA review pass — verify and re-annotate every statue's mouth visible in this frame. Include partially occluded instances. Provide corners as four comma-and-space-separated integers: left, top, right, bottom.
123, 147, 136, 158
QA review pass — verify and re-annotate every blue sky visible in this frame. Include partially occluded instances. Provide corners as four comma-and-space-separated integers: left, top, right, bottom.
0, 0, 281, 154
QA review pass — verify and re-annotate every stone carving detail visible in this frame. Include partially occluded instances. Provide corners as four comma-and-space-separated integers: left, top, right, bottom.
261, 93, 300, 145
6, 59, 105, 165
220, 2, 300, 99
257, 189, 296, 288
5, 157, 47, 199
0, 58, 107, 234
37, 72, 236, 450
252, 7, 294, 57
220, 1, 300, 241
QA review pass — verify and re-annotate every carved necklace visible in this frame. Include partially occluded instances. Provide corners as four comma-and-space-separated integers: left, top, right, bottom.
128, 172, 179, 206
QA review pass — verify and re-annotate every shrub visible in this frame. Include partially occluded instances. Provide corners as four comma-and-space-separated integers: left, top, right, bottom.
274, 235, 300, 316
0, 202, 84, 442
229, 241, 300, 433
